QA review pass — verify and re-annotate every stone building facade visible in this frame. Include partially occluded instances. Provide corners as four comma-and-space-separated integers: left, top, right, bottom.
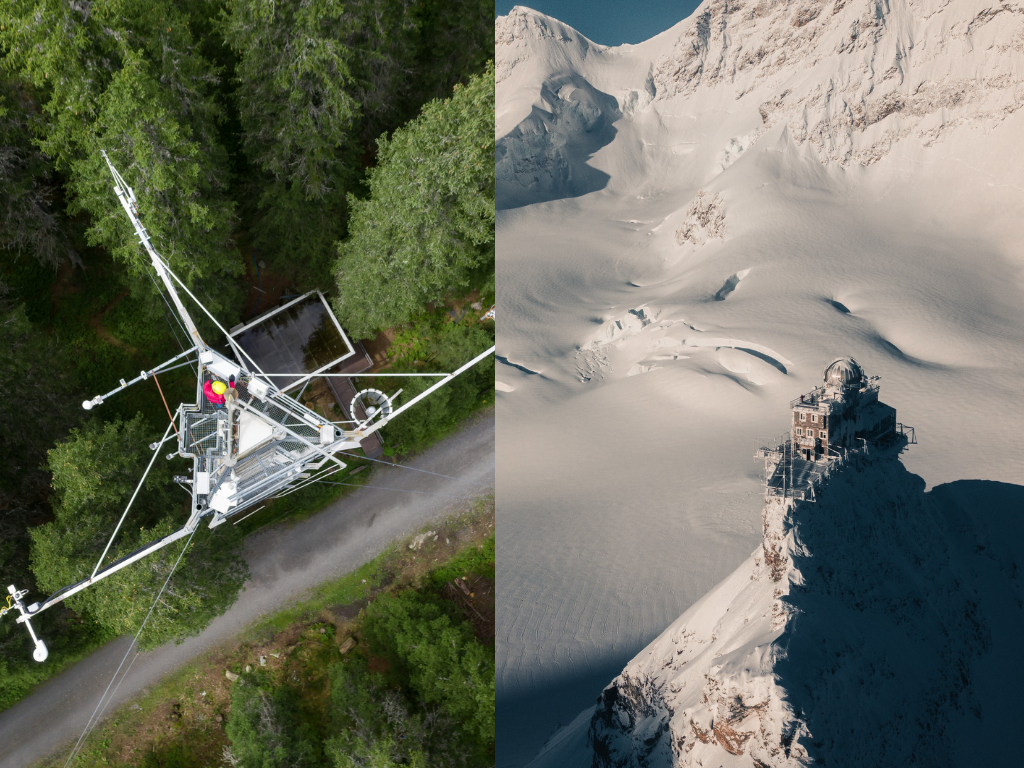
791, 358, 897, 461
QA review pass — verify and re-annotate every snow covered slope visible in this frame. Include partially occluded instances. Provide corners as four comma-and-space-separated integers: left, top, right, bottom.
495, 2, 1024, 764
530, 450, 1024, 767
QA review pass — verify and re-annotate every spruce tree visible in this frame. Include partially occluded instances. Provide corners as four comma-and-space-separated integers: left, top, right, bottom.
362, 590, 495, 744
332, 63, 495, 338
0, 77, 74, 269
226, 671, 321, 768
219, 0, 419, 277
0, 0, 240, 285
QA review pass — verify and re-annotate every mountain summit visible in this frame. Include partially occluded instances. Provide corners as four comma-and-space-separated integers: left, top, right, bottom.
496, 3, 1024, 765
498, 0, 1024, 171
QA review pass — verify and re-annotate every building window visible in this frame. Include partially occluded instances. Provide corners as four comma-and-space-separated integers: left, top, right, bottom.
796, 427, 803, 436
800, 413, 806, 421
811, 414, 817, 422
820, 430, 827, 438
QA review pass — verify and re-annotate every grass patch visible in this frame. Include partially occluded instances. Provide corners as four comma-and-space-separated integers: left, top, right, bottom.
252, 558, 381, 635
37, 496, 494, 768
429, 532, 495, 587
0, 621, 114, 713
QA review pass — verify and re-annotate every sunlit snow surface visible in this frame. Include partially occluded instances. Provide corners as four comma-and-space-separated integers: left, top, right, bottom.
495, 3, 1024, 765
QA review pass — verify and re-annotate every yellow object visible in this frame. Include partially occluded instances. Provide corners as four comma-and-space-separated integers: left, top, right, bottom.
211, 380, 228, 395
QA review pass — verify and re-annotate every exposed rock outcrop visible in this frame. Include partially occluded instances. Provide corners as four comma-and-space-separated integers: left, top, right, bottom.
582, 452, 1021, 766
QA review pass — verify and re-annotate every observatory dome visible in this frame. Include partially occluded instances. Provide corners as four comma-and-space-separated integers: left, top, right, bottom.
823, 357, 865, 389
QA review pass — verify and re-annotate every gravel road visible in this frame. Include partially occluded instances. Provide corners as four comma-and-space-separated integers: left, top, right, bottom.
0, 410, 494, 768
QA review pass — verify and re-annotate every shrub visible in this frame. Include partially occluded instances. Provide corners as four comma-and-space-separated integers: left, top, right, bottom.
362, 590, 494, 744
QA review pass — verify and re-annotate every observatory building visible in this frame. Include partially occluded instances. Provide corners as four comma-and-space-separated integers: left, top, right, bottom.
790, 358, 897, 461
755, 357, 912, 502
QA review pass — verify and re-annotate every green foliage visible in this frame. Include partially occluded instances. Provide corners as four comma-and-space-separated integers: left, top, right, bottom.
220, 0, 494, 284
0, 295, 113, 713
0, 77, 72, 268
362, 589, 495, 744
0, 0, 240, 285
333, 63, 495, 338
46, 414, 161, 514
104, 288, 177, 350
241, 178, 348, 282
428, 533, 495, 590
220, 0, 421, 280
409, 0, 494, 108
30, 415, 249, 649
378, 310, 493, 455
68, 52, 238, 287
220, 0, 363, 200
326, 660, 429, 768
226, 671, 322, 768
138, 742, 197, 768
0, 300, 82, 514
0, 297, 83, 604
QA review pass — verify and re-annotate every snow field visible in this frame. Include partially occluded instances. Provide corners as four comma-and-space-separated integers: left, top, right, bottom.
496, 2, 1024, 763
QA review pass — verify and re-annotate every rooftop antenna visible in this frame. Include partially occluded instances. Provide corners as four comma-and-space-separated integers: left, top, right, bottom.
3, 153, 494, 662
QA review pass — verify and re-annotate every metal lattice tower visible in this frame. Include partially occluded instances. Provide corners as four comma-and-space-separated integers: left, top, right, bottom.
3, 153, 494, 662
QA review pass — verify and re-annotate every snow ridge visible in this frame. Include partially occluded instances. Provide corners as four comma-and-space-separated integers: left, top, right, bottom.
498, 0, 1024, 170
495, 7, 598, 87
655, 0, 1024, 166
580, 448, 1012, 767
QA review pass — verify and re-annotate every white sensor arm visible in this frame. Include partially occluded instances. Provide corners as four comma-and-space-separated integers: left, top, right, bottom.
100, 151, 204, 348
355, 346, 495, 439
82, 346, 197, 410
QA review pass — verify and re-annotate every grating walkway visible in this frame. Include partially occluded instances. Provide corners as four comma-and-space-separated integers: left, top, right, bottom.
761, 442, 829, 502
178, 367, 339, 518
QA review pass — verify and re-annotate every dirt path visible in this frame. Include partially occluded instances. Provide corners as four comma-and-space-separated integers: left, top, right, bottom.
88, 288, 137, 354
0, 411, 494, 768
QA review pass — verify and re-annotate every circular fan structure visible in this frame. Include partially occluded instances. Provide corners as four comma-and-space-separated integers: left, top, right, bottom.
823, 357, 865, 389
350, 388, 393, 425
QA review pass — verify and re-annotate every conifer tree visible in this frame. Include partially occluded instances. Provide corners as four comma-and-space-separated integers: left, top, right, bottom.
0, 295, 81, 578
332, 63, 495, 338
0, 0, 239, 284
226, 671, 321, 768
362, 590, 495, 744
219, 0, 419, 276
0, 78, 73, 269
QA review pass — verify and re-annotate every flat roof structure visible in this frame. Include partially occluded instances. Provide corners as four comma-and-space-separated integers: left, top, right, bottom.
230, 291, 358, 392
228, 290, 381, 456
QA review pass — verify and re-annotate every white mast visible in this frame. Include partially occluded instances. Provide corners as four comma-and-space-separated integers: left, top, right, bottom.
100, 151, 204, 349
2, 153, 495, 663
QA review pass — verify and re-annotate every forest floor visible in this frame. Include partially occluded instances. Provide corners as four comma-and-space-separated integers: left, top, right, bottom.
39, 498, 495, 768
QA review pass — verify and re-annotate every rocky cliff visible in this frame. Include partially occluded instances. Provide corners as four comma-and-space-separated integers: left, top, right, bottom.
577, 451, 1023, 766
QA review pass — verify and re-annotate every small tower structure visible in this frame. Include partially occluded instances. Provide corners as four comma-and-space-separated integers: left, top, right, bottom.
790, 358, 896, 461
1, 153, 495, 664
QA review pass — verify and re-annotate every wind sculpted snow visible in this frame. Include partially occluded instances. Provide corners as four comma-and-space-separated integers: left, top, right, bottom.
496, 2, 1024, 764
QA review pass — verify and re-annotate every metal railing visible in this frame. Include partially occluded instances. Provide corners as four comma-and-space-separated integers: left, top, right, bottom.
754, 418, 916, 503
